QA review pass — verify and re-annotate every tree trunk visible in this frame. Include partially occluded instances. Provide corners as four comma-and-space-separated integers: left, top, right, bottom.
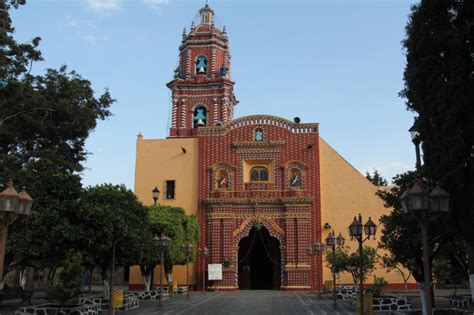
103, 279, 109, 298
417, 282, 427, 315
468, 245, 474, 299
19, 268, 27, 289
142, 272, 152, 292
469, 275, 474, 300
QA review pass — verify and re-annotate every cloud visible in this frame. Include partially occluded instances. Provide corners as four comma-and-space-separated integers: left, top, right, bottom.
82, 34, 97, 45
144, 0, 169, 10
87, 0, 121, 13
64, 16, 79, 28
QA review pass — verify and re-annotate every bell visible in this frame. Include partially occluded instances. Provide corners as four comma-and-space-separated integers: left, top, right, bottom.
197, 66, 206, 74
196, 118, 205, 126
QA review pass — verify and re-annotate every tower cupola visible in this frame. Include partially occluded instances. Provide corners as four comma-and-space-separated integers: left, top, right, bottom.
199, 4, 214, 25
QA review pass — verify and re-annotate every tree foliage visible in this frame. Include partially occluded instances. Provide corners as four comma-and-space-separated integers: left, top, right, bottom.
79, 184, 149, 280
401, 0, 474, 246
131, 205, 199, 290
0, 0, 114, 178
377, 170, 467, 284
365, 169, 388, 186
380, 254, 412, 293
325, 246, 378, 286
6, 160, 83, 278
46, 252, 84, 305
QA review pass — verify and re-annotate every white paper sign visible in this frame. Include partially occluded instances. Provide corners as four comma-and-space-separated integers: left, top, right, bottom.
208, 264, 223, 281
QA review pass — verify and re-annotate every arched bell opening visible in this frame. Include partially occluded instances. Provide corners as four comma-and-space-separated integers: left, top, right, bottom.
238, 226, 281, 290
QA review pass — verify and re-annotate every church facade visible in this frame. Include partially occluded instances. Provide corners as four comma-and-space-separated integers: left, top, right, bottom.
131, 5, 407, 291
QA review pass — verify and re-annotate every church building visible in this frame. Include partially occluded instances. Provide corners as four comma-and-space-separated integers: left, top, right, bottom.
131, 4, 404, 291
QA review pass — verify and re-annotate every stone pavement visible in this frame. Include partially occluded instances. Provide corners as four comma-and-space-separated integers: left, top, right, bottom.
121, 291, 356, 315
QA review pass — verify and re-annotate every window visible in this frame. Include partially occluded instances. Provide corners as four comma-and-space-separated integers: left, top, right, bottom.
166, 180, 175, 199
196, 55, 208, 74
193, 105, 207, 127
250, 167, 269, 182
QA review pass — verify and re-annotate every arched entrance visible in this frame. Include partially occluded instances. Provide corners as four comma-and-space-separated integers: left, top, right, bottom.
238, 226, 281, 290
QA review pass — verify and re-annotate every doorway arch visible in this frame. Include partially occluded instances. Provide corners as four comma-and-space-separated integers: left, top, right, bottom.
238, 226, 281, 290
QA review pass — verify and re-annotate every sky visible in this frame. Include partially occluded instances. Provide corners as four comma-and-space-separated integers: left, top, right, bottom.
10, 0, 418, 189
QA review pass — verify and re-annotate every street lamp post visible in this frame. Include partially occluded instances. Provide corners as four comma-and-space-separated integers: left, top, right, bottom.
400, 183, 450, 315
198, 247, 209, 291
409, 124, 422, 169
306, 246, 315, 295
325, 231, 345, 310
154, 234, 172, 314
182, 243, 194, 300
150, 188, 161, 290
348, 214, 377, 315
0, 180, 33, 285
152, 187, 160, 206
313, 242, 325, 299
402, 123, 451, 315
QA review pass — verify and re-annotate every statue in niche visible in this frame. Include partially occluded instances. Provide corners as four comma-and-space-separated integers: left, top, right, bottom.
255, 129, 264, 141
196, 56, 207, 74
290, 171, 302, 187
218, 172, 229, 190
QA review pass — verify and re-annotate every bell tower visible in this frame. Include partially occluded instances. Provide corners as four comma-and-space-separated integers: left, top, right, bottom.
167, 4, 238, 137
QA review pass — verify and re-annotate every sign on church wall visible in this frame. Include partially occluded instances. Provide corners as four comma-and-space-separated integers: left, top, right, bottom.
208, 264, 223, 280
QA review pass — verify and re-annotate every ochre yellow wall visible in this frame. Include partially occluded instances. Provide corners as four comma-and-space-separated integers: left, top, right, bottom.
319, 137, 413, 287
131, 135, 198, 287
134, 135, 198, 214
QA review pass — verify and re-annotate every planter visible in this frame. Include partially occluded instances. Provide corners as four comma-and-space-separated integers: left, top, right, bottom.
15, 302, 99, 315
372, 295, 411, 312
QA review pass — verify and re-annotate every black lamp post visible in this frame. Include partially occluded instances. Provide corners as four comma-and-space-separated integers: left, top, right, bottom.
409, 123, 422, 169
402, 123, 451, 315
0, 180, 33, 285
348, 214, 377, 315
325, 231, 345, 310
306, 246, 316, 295
182, 243, 194, 300
400, 183, 449, 315
152, 187, 160, 206
198, 247, 209, 291
154, 234, 172, 314
312, 242, 325, 299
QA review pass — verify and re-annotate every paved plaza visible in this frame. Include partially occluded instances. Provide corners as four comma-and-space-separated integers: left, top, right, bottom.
124, 291, 356, 315
0, 289, 467, 315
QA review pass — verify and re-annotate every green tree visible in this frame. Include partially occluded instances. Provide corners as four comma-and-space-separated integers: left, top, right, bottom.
325, 246, 377, 286
380, 254, 412, 294
365, 169, 388, 186
0, 0, 113, 179
400, 0, 474, 293
46, 252, 84, 306
343, 246, 378, 286
5, 160, 83, 285
325, 247, 350, 278
79, 184, 149, 293
145, 205, 199, 287
376, 170, 467, 310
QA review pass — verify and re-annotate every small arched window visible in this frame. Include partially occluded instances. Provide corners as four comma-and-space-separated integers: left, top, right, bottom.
196, 55, 208, 74
250, 166, 269, 182
193, 105, 207, 127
